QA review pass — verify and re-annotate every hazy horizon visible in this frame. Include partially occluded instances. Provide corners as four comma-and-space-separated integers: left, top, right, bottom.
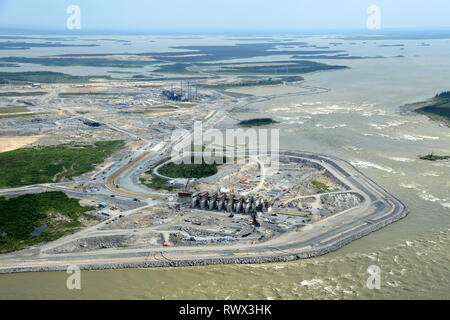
1, 0, 450, 33
1, 26, 450, 37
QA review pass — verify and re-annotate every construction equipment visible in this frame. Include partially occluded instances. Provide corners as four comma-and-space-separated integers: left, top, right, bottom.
226, 164, 243, 214
184, 177, 191, 190
227, 179, 234, 213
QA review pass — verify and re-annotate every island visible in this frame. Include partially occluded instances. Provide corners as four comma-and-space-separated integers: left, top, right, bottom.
419, 153, 450, 161
238, 118, 278, 127
404, 91, 450, 126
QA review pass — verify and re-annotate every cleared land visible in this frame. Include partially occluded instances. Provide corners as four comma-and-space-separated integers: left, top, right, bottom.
60, 86, 108, 94
0, 135, 44, 153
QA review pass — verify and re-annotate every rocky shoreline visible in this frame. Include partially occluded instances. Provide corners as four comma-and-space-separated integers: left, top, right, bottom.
0, 204, 408, 274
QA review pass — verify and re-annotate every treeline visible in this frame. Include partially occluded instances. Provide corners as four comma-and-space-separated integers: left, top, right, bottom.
0, 71, 111, 84
435, 91, 450, 99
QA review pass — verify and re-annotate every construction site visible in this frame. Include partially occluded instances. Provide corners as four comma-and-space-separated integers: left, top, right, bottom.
0, 76, 408, 273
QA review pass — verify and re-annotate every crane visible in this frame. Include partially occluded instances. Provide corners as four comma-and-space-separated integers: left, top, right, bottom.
227, 165, 243, 217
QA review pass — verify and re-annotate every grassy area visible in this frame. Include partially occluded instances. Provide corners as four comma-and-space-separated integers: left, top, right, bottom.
414, 91, 450, 126
311, 180, 329, 193
140, 175, 177, 191
0, 191, 96, 253
159, 159, 218, 179
150, 146, 224, 180
0, 140, 124, 188
238, 118, 278, 127
140, 156, 177, 191
0, 91, 47, 97
419, 153, 450, 161
0, 71, 111, 84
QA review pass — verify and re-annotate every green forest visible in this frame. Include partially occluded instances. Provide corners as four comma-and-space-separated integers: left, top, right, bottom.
0, 140, 124, 187
0, 192, 95, 253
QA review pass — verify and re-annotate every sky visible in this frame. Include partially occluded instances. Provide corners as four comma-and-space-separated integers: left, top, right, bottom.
0, 0, 449, 32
